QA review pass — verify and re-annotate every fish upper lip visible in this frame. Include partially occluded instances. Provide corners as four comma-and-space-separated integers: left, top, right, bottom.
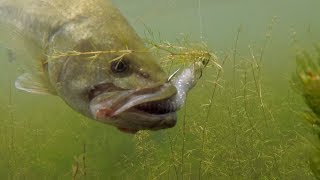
89, 82, 177, 119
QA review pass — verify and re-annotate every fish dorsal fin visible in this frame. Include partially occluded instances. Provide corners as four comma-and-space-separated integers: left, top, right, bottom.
15, 73, 56, 95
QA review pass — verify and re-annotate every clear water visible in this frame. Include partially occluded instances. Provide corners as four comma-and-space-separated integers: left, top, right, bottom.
0, 0, 319, 179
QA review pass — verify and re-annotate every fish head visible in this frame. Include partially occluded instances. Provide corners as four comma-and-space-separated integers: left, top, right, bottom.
87, 50, 179, 134
48, 40, 177, 134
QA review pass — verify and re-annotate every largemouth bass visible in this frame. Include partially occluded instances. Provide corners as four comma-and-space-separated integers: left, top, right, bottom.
0, 0, 202, 133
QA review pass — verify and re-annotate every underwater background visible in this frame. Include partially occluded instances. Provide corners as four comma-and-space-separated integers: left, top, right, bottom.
1, 0, 320, 179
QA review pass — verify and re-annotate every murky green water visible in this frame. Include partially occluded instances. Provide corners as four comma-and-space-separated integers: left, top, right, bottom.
0, 0, 320, 179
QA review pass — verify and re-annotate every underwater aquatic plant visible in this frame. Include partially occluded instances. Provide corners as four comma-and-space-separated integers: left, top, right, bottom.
294, 44, 320, 125
294, 43, 320, 178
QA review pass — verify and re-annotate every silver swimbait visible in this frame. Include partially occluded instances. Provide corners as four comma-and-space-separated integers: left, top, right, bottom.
171, 61, 205, 109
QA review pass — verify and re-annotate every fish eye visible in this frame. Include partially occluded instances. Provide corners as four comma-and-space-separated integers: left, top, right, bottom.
111, 60, 128, 73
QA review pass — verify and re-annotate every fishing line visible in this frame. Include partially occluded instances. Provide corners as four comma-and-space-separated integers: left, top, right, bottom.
197, 0, 204, 40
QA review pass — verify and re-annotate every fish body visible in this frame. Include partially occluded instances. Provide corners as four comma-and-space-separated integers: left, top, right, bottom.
0, 0, 200, 133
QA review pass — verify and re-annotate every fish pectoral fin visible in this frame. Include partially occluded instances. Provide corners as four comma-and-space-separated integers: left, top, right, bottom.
15, 73, 56, 95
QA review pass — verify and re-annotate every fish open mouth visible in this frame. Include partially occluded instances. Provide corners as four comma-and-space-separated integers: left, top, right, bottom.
88, 82, 177, 132
134, 98, 177, 115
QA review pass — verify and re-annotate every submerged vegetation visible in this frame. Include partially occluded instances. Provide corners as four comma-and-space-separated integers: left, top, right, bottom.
293, 43, 320, 179
143, 27, 219, 70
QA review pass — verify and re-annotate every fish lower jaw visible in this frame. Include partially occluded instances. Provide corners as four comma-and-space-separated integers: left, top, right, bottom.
103, 109, 177, 134
124, 109, 177, 130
